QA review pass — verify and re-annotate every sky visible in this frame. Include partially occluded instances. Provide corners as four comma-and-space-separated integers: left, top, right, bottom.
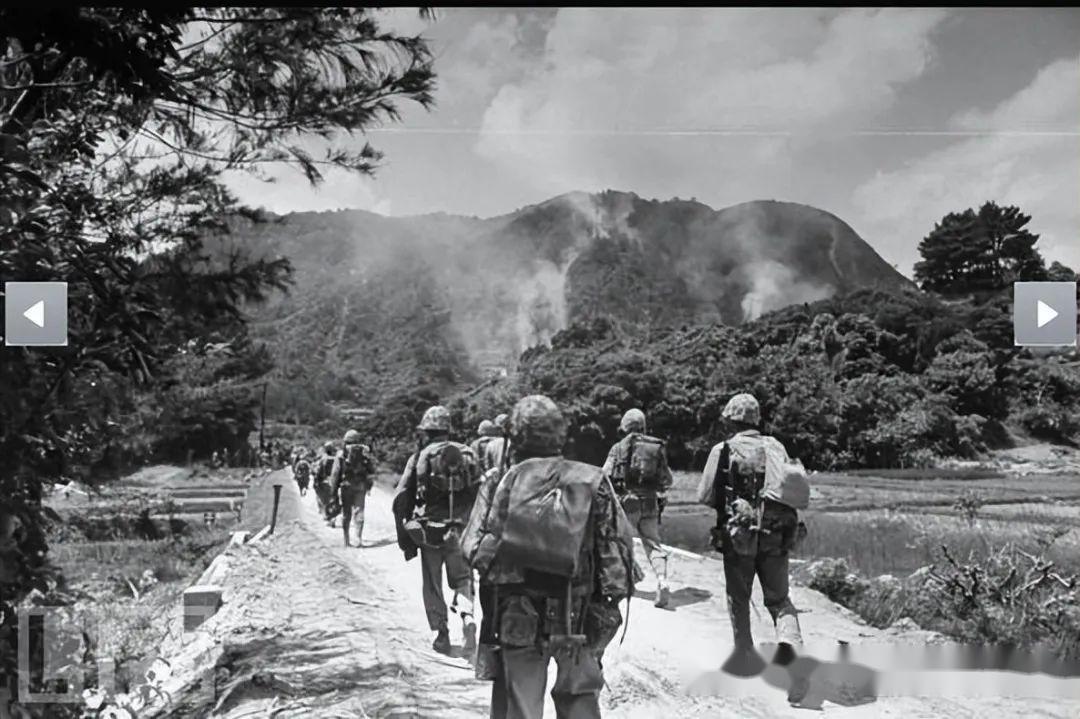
223, 8, 1080, 277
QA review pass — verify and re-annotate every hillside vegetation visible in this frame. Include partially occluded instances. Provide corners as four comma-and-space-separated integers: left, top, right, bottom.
221, 191, 910, 425
446, 285, 1079, 471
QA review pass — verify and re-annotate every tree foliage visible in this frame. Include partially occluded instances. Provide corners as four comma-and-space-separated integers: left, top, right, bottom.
914, 202, 1047, 296
430, 281, 1079, 474
0, 8, 434, 712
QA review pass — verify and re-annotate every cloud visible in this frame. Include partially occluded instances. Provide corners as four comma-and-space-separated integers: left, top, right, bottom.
223, 167, 393, 216
852, 54, 1080, 274
474, 8, 949, 195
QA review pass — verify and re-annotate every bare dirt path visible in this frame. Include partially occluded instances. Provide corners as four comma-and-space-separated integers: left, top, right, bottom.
150, 471, 1080, 718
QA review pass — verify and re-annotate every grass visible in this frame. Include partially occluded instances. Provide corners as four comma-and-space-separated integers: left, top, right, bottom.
661, 466, 1080, 660
44, 466, 240, 703
662, 470, 1080, 577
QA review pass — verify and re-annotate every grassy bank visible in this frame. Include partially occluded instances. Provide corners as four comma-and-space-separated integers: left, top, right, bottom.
660, 468, 1080, 660
42, 466, 249, 703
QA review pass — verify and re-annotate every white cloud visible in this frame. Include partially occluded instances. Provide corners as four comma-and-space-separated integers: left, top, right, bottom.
224, 167, 393, 216
852, 54, 1080, 274
474, 8, 949, 201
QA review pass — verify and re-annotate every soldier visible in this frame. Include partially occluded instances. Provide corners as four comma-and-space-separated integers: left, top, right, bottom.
462, 395, 639, 719
482, 413, 511, 473
700, 393, 805, 678
330, 430, 377, 548
471, 419, 497, 472
392, 406, 482, 656
602, 408, 674, 608
292, 448, 313, 496
312, 441, 338, 525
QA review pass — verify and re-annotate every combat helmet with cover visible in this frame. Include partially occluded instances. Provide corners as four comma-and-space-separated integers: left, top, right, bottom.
722, 393, 761, 427
619, 408, 646, 434
510, 395, 566, 456
418, 405, 452, 433
477, 419, 495, 437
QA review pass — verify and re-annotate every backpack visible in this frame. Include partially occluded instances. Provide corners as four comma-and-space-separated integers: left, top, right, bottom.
762, 441, 810, 510
294, 459, 311, 482
419, 442, 476, 495
340, 444, 373, 489
497, 457, 605, 578
614, 434, 666, 493
727, 434, 810, 511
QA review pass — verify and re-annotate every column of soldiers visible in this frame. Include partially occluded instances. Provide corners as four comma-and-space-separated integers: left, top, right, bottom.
291, 389, 809, 717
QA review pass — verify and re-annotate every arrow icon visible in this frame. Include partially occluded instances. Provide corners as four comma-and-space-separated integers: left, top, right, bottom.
23, 300, 45, 328
1036, 300, 1059, 329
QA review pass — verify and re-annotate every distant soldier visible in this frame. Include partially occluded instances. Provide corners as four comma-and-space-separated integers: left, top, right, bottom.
462, 395, 639, 719
471, 420, 497, 471
210, 450, 222, 469
393, 406, 482, 656
698, 392, 809, 679
330, 430, 377, 548
602, 408, 675, 608
482, 413, 511, 473
313, 441, 339, 525
292, 449, 313, 496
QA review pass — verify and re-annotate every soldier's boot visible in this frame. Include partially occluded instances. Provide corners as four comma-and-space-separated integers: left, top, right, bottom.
432, 625, 452, 655
341, 522, 350, 548
654, 557, 671, 608
461, 615, 477, 660
722, 644, 766, 678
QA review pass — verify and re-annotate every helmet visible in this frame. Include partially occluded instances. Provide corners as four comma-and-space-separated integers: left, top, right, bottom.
343, 429, 362, 445
417, 405, 451, 432
478, 419, 495, 437
619, 408, 646, 434
323, 441, 336, 454
722, 393, 761, 427
510, 395, 566, 456
493, 413, 510, 433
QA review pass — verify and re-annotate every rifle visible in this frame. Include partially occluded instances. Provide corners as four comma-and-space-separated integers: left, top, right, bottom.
708, 443, 730, 553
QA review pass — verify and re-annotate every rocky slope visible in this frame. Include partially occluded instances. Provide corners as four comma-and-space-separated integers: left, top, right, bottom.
220, 192, 910, 413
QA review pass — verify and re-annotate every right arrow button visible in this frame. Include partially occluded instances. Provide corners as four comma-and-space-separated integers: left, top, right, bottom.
1036, 299, 1059, 329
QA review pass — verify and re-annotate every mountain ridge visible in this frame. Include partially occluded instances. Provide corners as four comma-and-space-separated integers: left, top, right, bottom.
222, 191, 912, 417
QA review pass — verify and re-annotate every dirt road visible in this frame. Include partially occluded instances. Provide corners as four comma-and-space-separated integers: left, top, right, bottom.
149, 471, 1080, 718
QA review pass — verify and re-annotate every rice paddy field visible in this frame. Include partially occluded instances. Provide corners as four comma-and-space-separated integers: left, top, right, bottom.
662, 468, 1080, 578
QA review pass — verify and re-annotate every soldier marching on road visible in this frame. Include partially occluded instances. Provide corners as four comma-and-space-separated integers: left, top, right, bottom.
482, 413, 511, 474
601, 408, 675, 608
312, 441, 339, 525
697, 392, 810, 693
330, 430, 377, 548
292, 447, 313, 496
392, 406, 483, 657
463, 395, 640, 719
471, 419, 498, 472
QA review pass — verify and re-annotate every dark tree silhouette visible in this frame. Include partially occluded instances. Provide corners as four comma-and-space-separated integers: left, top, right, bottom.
914, 202, 1047, 296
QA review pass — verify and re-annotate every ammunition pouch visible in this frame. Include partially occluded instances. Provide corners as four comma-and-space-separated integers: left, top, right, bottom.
499, 595, 541, 648
405, 518, 462, 550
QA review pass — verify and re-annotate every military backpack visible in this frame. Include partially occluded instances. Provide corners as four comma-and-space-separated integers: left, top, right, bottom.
611, 434, 667, 493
